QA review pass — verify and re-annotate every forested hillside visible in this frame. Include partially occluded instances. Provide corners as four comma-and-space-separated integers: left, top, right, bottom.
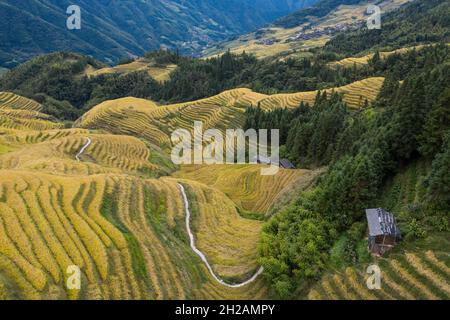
202, 0, 413, 59
0, 0, 318, 68
0, 49, 373, 120
325, 0, 450, 54
249, 43, 450, 298
274, 0, 362, 28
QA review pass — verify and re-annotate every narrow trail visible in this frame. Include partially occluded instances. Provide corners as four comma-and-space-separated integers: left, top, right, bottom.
75, 137, 92, 161
178, 183, 264, 288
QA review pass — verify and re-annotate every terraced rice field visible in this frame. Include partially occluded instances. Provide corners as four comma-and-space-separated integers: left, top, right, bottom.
76, 78, 384, 150
307, 161, 447, 300
0, 171, 268, 299
0, 94, 62, 131
85, 59, 177, 82
257, 78, 385, 110
174, 165, 319, 217
0, 92, 270, 299
0, 134, 163, 176
235, 92, 270, 108
76, 90, 250, 147
2, 80, 440, 300
178, 179, 263, 283
0, 109, 63, 131
0, 128, 89, 146
203, 0, 412, 60
147, 64, 178, 82
330, 46, 427, 68
0, 92, 43, 112
307, 250, 450, 300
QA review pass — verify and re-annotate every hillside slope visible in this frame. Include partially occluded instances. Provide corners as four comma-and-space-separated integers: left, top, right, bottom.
325, 0, 450, 55
0, 0, 318, 67
203, 0, 412, 58
0, 93, 272, 299
75, 78, 384, 148
308, 161, 450, 300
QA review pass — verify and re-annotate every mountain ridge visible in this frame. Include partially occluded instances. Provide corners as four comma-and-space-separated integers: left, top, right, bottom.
0, 0, 319, 68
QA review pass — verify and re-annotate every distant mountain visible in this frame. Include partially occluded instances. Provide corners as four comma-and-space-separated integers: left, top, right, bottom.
274, 0, 363, 28
201, 0, 413, 59
0, 0, 319, 67
324, 0, 450, 55
0, 67, 8, 77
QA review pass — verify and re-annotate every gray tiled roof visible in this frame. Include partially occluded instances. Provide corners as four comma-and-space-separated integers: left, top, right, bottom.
280, 159, 295, 169
366, 208, 401, 237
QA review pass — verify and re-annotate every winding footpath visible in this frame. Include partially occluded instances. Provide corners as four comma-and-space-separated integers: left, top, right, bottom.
178, 183, 264, 288
73, 139, 263, 287
75, 137, 92, 161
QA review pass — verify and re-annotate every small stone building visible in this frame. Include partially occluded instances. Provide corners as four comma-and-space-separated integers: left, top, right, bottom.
366, 208, 402, 256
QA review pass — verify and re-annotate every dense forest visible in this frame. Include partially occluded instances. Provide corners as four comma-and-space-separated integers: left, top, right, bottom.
274, 0, 361, 28
324, 0, 450, 55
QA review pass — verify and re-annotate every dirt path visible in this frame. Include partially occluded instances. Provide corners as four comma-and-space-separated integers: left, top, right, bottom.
178, 183, 264, 288
75, 137, 92, 161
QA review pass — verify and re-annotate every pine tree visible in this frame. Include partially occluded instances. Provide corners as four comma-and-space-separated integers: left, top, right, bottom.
419, 88, 450, 157
426, 132, 450, 210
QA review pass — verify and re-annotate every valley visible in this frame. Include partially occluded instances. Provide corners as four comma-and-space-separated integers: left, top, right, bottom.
0, 0, 449, 301
203, 0, 412, 59
0, 89, 319, 298
0, 0, 319, 68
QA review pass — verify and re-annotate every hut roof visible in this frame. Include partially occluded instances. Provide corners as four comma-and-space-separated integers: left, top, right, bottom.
280, 159, 295, 169
366, 208, 401, 237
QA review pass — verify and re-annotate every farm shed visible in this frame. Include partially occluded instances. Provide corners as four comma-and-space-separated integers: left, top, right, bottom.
279, 159, 295, 169
253, 156, 296, 169
366, 208, 402, 256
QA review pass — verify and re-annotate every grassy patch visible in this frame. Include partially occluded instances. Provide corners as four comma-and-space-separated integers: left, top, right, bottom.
100, 189, 149, 282
236, 207, 265, 221
0, 144, 14, 155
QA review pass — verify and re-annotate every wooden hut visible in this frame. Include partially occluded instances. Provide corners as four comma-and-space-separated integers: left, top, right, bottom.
366, 208, 402, 256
